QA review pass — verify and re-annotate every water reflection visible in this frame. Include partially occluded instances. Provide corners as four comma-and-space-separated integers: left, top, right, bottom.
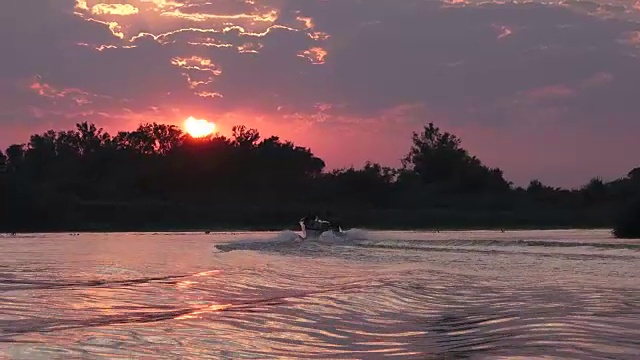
0, 230, 638, 359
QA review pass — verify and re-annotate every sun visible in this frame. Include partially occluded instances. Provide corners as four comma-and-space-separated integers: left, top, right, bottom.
184, 116, 216, 138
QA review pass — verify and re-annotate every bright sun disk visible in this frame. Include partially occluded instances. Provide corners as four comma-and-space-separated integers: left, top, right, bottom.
184, 116, 216, 138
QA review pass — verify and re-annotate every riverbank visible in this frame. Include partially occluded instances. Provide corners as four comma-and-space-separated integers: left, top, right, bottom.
1, 199, 615, 234
2, 223, 612, 234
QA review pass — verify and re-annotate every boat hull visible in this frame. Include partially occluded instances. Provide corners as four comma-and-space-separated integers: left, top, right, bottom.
301, 228, 323, 239
299, 219, 344, 239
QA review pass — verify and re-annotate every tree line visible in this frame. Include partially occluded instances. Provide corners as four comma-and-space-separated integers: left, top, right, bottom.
0, 122, 637, 237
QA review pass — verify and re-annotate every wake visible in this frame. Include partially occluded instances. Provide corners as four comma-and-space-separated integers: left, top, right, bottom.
213, 228, 370, 253
213, 229, 640, 266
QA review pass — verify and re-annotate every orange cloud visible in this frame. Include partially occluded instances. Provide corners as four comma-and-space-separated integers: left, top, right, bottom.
28, 76, 93, 106
195, 91, 223, 98
297, 16, 314, 29
171, 56, 221, 75
298, 47, 327, 64
139, 0, 185, 9
170, 56, 222, 94
70, 1, 331, 100
30, 82, 64, 98
72, 1, 327, 48
23, 75, 127, 111
91, 4, 140, 16
75, 17, 126, 39
237, 42, 263, 53
76, 42, 137, 51
160, 9, 278, 23
74, 0, 89, 11
618, 31, 640, 46
130, 24, 300, 46
107, 21, 125, 39
69, 0, 332, 86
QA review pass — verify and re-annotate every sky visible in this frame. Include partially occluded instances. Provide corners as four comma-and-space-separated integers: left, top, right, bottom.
1, 0, 639, 188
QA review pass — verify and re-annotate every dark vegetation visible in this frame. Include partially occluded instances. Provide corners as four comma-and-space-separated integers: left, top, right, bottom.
612, 198, 640, 239
0, 122, 638, 237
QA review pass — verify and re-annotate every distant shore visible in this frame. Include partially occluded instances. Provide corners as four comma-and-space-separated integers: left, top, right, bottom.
2, 203, 614, 234
2, 121, 631, 239
2, 223, 612, 234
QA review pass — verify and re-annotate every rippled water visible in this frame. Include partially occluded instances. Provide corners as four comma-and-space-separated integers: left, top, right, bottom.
0, 229, 638, 359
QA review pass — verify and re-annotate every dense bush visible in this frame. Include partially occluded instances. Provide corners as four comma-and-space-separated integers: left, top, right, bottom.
613, 199, 640, 239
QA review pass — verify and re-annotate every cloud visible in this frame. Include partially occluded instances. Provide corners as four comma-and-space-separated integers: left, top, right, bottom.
90, 3, 140, 16
1, 0, 640, 186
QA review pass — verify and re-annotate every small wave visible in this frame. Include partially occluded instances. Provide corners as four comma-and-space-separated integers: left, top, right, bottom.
434, 239, 640, 250
5, 273, 632, 358
273, 230, 302, 242
354, 239, 638, 252
315, 228, 369, 243
0, 279, 380, 340
2, 231, 639, 359
214, 230, 302, 253
213, 230, 639, 266
0, 273, 218, 292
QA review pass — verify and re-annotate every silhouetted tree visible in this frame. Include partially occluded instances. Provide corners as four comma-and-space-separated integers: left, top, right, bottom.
1, 120, 638, 233
401, 122, 509, 193
628, 168, 640, 182
322, 162, 396, 207
613, 198, 640, 238
581, 177, 607, 205
0, 150, 6, 173
232, 125, 260, 148
526, 179, 545, 194
5, 144, 25, 173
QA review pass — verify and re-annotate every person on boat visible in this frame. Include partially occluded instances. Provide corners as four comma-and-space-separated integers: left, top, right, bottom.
322, 211, 343, 232
299, 212, 343, 238
300, 212, 320, 231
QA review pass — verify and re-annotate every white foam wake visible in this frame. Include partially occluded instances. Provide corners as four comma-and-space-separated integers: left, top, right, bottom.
214, 228, 372, 252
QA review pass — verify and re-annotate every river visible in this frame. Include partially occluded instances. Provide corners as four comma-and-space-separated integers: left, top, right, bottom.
0, 229, 638, 359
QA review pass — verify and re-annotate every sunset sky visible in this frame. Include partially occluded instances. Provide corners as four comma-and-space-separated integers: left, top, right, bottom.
2, 0, 639, 187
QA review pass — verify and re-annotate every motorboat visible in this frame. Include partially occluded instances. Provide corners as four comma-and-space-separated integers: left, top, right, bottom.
299, 215, 344, 239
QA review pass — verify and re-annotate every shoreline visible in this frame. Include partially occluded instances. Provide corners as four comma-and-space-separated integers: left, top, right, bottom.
2, 224, 613, 234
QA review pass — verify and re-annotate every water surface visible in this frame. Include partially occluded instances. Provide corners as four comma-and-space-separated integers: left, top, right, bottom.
0, 229, 638, 359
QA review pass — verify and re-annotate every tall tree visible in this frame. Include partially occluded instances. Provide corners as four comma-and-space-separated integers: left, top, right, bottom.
0, 150, 7, 173
401, 122, 509, 192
